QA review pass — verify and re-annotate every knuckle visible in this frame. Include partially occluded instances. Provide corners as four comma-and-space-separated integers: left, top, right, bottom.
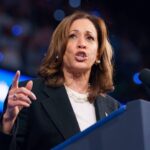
8, 90, 13, 95
19, 87, 24, 91
8, 95, 11, 99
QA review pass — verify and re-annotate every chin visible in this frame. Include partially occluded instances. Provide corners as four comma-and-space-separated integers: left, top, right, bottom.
71, 66, 90, 73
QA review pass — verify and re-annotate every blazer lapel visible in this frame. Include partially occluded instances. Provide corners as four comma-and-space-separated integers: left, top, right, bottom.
40, 85, 80, 139
94, 95, 119, 120
94, 96, 105, 120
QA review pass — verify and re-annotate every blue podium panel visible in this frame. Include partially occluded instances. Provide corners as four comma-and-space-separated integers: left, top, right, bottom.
52, 100, 150, 150
52, 104, 126, 150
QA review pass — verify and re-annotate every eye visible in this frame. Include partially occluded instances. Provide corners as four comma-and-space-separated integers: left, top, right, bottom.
68, 33, 77, 39
86, 35, 94, 41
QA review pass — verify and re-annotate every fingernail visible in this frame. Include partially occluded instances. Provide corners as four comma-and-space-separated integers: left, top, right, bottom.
32, 93, 37, 100
26, 103, 30, 107
17, 70, 20, 74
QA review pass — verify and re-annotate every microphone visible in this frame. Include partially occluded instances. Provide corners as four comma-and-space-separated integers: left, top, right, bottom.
139, 68, 150, 88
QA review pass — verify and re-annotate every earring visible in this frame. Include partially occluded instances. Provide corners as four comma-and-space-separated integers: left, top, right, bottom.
56, 55, 59, 59
95, 60, 101, 64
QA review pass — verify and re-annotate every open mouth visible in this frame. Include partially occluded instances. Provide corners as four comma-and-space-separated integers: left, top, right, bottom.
75, 51, 88, 62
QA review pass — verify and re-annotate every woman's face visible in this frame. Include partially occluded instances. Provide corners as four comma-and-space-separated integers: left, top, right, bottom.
63, 18, 98, 73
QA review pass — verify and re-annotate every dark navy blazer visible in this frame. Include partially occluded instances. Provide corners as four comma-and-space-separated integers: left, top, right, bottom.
0, 78, 120, 150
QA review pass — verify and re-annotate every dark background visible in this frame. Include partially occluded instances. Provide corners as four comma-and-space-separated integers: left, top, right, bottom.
0, 0, 149, 103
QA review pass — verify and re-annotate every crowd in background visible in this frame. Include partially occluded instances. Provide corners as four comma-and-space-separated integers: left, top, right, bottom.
0, 0, 149, 103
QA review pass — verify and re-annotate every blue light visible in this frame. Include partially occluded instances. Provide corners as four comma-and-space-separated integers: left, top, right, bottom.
12, 24, 23, 36
133, 72, 142, 85
69, 0, 81, 8
90, 10, 101, 17
0, 52, 4, 62
0, 69, 32, 112
53, 9, 65, 21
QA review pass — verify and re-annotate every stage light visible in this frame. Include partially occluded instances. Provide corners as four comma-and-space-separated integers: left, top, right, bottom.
90, 10, 101, 17
11, 24, 23, 36
53, 9, 65, 21
133, 72, 142, 85
0, 81, 9, 101
0, 52, 4, 62
69, 0, 81, 8
0, 69, 32, 112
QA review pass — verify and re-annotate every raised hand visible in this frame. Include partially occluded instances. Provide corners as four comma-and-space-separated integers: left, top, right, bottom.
2, 70, 36, 134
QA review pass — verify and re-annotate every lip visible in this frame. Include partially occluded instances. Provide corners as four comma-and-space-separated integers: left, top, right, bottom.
75, 51, 88, 62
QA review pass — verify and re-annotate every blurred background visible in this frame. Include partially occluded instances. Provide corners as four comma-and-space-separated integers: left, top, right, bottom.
0, 0, 149, 111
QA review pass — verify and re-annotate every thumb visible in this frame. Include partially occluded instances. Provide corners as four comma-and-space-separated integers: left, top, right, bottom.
26, 80, 33, 91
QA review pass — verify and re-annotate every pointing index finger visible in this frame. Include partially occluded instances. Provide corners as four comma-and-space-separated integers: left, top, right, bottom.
12, 70, 20, 88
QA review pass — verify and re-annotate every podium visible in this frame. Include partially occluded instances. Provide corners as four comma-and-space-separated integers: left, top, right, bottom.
52, 99, 150, 150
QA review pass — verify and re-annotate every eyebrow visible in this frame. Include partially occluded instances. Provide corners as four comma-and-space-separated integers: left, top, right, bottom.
69, 30, 79, 33
69, 30, 95, 35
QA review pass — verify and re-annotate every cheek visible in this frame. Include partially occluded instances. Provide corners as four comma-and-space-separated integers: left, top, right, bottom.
89, 47, 98, 60
64, 50, 72, 61
64, 41, 77, 60
63, 46, 74, 63
65, 43, 75, 56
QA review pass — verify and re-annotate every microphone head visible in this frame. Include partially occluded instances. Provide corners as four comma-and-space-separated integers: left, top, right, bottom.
139, 68, 150, 88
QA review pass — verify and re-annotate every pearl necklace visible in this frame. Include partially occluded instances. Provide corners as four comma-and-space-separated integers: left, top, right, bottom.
65, 86, 88, 103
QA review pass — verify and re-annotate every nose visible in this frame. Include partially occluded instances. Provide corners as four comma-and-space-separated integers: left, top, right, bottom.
77, 45, 86, 49
77, 36, 86, 49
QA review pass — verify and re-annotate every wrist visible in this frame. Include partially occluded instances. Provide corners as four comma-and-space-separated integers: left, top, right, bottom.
2, 113, 16, 134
